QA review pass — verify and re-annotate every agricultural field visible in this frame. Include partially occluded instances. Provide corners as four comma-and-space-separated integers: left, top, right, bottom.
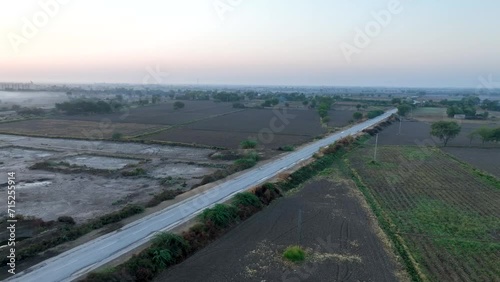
0, 119, 160, 139
327, 110, 356, 128
55, 100, 238, 125
366, 120, 500, 177
156, 172, 404, 281
442, 147, 500, 178
348, 146, 500, 281
412, 107, 500, 124
143, 108, 326, 150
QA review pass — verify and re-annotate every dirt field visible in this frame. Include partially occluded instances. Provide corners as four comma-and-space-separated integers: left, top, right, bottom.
442, 147, 500, 178
412, 107, 500, 125
349, 146, 500, 281
157, 177, 402, 281
365, 120, 500, 178
143, 128, 312, 150
143, 108, 325, 149
0, 134, 228, 223
0, 119, 160, 139
55, 101, 237, 125
367, 119, 500, 147
327, 110, 355, 128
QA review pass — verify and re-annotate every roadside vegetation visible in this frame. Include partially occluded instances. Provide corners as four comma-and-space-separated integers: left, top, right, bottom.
82, 118, 391, 282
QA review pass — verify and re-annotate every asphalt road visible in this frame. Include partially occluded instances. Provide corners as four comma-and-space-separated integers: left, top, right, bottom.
8, 109, 397, 282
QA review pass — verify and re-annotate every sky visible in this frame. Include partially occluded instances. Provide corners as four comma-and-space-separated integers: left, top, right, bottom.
0, 0, 499, 87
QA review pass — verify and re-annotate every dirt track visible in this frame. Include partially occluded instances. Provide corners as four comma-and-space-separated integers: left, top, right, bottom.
157, 178, 401, 282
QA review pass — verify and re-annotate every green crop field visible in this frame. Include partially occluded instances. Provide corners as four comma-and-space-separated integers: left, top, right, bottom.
347, 146, 500, 282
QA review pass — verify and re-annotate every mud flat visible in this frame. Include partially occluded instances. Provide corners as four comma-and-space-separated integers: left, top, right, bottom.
0, 134, 229, 223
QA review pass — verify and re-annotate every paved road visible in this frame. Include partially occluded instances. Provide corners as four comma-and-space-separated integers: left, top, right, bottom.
8, 109, 397, 282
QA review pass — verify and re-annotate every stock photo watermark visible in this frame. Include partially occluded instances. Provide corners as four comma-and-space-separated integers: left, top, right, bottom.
7, 0, 70, 54
340, 0, 405, 63
475, 74, 500, 95
213, 0, 245, 21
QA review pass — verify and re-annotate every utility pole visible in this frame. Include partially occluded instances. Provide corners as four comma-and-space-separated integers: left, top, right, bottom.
374, 133, 379, 162
398, 116, 402, 135
297, 209, 302, 245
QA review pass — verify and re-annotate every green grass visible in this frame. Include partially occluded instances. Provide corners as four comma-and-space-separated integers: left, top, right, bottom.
240, 139, 258, 149
398, 199, 500, 255
232, 192, 262, 208
198, 204, 239, 228
283, 245, 306, 263
401, 146, 432, 161
346, 146, 500, 281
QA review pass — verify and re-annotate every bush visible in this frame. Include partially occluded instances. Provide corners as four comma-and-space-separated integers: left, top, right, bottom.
173, 101, 185, 110
232, 192, 262, 209
149, 233, 189, 270
146, 190, 181, 207
366, 110, 385, 119
198, 204, 239, 228
232, 102, 245, 109
279, 145, 295, 152
122, 168, 146, 177
240, 139, 258, 149
353, 112, 363, 120
283, 246, 306, 263
234, 158, 257, 170
112, 132, 123, 140
57, 216, 76, 225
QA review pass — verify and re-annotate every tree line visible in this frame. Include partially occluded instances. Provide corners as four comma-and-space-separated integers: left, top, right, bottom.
55, 100, 122, 115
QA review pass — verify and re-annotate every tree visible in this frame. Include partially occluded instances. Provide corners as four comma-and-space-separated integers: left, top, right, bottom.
391, 98, 402, 105
397, 104, 411, 117
430, 121, 461, 146
353, 112, 363, 120
476, 127, 495, 144
173, 101, 185, 110
467, 131, 479, 145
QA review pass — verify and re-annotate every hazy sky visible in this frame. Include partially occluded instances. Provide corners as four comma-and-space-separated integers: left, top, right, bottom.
1, 0, 499, 87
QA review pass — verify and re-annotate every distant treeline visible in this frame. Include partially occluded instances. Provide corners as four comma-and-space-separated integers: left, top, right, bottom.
55, 99, 122, 115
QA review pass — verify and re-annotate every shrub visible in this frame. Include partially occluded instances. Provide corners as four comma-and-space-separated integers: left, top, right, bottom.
240, 139, 258, 149
112, 132, 123, 140
57, 216, 76, 225
366, 110, 385, 119
232, 102, 245, 109
148, 233, 189, 270
234, 158, 257, 170
198, 204, 239, 228
173, 101, 185, 110
283, 246, 306, 263
122, 168, 146, 177
279, 145, 295, 151
232, 192, 262, 209
353, 112, 363, 120
146, 190, 181, 207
